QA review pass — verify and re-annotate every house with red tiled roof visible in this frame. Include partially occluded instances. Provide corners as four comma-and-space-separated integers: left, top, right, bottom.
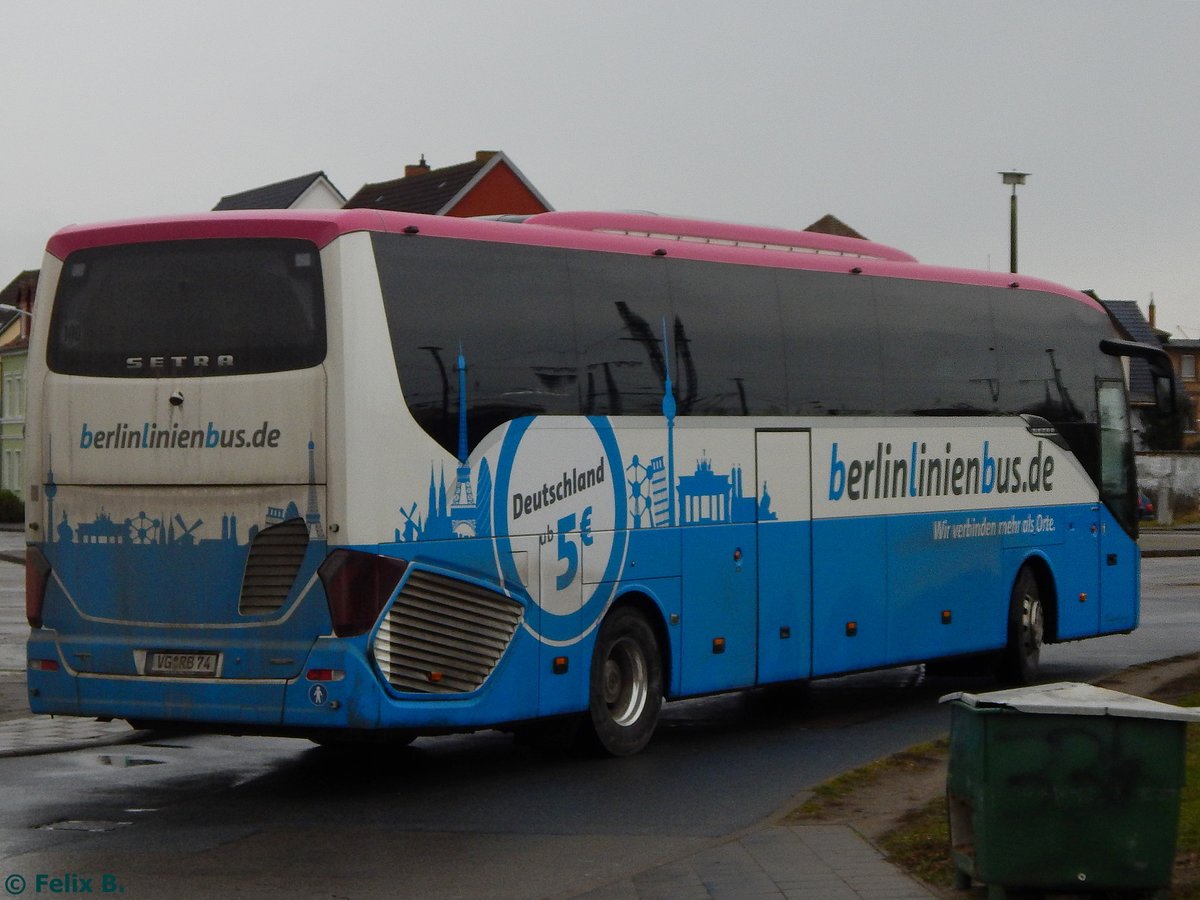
343, 150, 552, 217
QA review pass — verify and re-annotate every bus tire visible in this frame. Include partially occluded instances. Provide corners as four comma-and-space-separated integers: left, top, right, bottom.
1000, 566, 1044, 684
582, 607, 663, 757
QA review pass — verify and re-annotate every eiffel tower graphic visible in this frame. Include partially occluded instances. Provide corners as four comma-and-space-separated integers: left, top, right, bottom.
305, 435, 324, 539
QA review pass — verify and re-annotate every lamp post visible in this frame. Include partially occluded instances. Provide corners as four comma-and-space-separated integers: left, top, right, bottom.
999, 171, 1029, 273
0, 303, 32, 344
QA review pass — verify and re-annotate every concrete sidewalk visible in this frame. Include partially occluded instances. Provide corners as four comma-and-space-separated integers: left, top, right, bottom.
574, 825, 933, 899
1139, 524, 1200, 557
0, 712, 145, 759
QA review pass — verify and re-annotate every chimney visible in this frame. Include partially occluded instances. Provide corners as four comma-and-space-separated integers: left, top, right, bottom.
405, 154, 430, 178
475, 150, 498, 163
1149, 293, 1157, 329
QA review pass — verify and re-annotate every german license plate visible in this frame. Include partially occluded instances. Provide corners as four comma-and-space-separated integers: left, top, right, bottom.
146, 651, 219, 677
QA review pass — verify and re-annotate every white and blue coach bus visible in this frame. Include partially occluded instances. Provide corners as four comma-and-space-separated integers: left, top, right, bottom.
23, 209, 1173, 755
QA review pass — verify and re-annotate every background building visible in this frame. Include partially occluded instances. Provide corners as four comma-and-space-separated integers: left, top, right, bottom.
214, 172, 346, 211
343, 150, 552, 217
0, 270, 35, 500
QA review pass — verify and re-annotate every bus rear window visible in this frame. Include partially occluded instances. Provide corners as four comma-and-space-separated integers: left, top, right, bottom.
47, 238, 326, 377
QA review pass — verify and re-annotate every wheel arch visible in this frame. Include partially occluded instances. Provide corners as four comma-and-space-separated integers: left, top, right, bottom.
1015, 551, 1059, 644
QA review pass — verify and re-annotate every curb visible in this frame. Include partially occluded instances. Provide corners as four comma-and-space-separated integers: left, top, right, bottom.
0, 723, 151, 759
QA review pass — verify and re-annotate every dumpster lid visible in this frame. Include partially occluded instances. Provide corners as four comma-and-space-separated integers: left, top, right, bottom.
939, 681, 1200, 721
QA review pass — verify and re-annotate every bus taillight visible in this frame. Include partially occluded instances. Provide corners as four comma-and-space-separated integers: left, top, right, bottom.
26, 546, 52, 629
317, 549, 408, 637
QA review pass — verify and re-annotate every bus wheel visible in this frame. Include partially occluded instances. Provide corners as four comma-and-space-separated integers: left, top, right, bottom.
1000, 566, 1044, 684
582, 607, 663, 757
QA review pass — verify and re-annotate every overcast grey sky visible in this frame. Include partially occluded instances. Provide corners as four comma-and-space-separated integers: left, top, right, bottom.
4, 1, 1197, 333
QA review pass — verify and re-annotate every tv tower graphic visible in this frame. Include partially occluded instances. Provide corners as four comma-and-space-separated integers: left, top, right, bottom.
450, 346, 476, 537
44, 435, 66, 547
661, 318, 677, 527
45, 465, 58, 545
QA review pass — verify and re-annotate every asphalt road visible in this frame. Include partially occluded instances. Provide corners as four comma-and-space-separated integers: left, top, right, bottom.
0, 554, 1197, 897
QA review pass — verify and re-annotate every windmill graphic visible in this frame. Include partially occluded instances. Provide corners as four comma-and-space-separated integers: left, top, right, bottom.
173, 515, 203, 546
398, 503, 420, 542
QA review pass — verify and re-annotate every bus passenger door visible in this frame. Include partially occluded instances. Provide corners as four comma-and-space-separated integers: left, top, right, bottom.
1097, 379, 1139, 632
1049, 503, 1102, 640
754, 430, 813, 683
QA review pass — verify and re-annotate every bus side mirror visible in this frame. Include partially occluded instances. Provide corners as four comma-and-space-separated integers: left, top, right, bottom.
1099, 338, 1176, 414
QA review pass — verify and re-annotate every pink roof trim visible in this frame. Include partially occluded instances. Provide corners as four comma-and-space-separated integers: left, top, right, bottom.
45, 209, 391, 258
43, 208, 1103, 312
524, 210, 918, 262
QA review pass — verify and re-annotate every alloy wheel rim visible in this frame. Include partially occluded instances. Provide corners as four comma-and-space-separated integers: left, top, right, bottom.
603, 636, 648, 726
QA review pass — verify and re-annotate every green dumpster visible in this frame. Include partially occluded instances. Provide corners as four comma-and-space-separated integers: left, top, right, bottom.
941, 682, 1200, 899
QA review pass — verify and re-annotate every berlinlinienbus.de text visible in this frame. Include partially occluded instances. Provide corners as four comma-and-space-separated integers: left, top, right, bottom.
79, 421, 282, 451
827, 440, 1055, 501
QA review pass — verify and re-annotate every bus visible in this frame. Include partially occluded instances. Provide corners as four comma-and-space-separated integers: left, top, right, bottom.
23, 208, 1174, 756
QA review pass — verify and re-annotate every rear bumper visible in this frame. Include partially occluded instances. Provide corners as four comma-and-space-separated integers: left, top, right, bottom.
28, 628, 291, 725
25, 628, 545, 735
26, 629, 379, 729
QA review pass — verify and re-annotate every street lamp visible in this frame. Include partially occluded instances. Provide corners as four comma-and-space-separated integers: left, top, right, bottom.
0, 303, 32, 341
999, 171, 1029, 274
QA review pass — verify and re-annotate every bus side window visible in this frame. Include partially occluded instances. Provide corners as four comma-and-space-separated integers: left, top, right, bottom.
569, 252, 671, 417
776, 268, 881, 416
874, 280, 998, 416
663, 259, 786, 416
374, 235, 576, 455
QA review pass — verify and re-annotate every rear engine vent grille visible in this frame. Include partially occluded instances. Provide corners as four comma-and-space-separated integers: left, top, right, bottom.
373, 570, 524, 694
238, 518, 310, 616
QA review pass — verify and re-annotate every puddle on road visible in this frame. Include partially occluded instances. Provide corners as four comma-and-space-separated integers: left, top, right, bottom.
37, 819, 132, 833
97, 755, 165, 768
